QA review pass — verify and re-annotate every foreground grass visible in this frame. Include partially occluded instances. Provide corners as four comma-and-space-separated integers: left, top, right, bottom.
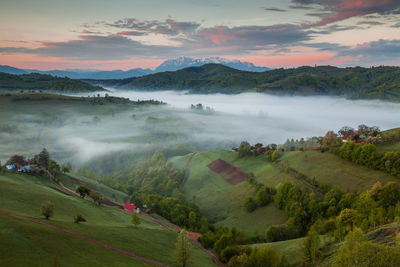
0, 172, 215, 267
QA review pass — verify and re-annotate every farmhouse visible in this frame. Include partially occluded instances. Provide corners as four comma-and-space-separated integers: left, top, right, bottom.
123, 202, 136, 212
18, 165, 31, 173
6, 164, 15, 170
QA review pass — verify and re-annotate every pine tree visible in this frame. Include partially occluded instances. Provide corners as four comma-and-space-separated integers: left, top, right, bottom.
38, 148, 50, 169
131, 211, 141, 228
176, 229, 191, 267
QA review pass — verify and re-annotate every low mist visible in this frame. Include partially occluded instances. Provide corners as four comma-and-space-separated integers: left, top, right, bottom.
2, 90, 400, 173
108, 89, 400, 139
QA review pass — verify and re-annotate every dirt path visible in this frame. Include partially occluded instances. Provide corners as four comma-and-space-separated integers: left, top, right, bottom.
0, 210, 169, 267
179, 152, 196, 191
58, 181, 82, 197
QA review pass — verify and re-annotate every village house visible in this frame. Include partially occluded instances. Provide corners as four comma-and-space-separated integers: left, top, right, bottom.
123, 202, 140, 213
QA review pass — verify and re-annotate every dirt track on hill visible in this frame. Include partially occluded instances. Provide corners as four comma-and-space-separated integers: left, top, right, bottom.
0, 210, 169, 267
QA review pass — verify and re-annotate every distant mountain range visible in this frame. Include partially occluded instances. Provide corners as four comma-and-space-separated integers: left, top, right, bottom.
0, 57, 270, 80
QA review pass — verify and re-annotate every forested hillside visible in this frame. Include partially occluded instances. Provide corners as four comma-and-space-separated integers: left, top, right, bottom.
99, 64, 400, 101
0, 72, 106, 93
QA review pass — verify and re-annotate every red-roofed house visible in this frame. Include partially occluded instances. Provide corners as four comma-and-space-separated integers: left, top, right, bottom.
124, 202, 136, 212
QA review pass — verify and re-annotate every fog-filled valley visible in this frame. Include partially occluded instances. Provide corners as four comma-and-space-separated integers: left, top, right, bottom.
2, 90, 400, 175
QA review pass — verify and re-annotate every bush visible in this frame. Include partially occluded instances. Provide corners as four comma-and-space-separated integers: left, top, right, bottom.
76, 185, 91, 198
244, 197, 257, 212
40, 201, 54, 219
265, 224, 296, 242
255, 188, 272, 206
74, 214, 86, 224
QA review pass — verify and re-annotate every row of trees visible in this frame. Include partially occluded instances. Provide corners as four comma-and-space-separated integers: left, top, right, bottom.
130, 192, 205, 232
333, 142, 400, 178
282, 137, 321, 151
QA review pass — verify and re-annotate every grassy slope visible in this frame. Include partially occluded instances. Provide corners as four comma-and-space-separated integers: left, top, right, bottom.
251, 237, 307, 264
0, 172, 215, 267
171, 151, 287, 236
171, 148, 399, 235
376, 128, 400, 152
280, 150, 398, 192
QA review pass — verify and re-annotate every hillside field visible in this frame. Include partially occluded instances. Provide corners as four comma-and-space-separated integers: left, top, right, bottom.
171, 148, 399, 235
171, 150, 288, 236
0, 172, 216, 267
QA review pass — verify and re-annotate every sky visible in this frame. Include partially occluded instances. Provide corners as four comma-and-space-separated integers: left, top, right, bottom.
0, 0, 399, 70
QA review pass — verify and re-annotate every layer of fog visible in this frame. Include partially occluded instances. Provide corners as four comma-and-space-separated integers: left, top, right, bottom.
2, 90, 400, 172
105, 89, 400, 139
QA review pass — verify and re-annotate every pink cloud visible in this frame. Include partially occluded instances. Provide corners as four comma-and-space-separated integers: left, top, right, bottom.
200, 26, 240, 45
308, 0, 400, 27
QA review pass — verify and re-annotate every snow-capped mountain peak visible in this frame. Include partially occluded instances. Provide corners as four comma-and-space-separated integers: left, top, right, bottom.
154, 57, 270, 72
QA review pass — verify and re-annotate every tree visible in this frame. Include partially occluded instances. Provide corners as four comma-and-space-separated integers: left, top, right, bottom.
238, 141, 251, 158
188, 211, 197, 230
176, 229, 191, 267
336, 209, 359, 232
131, 211, 141, 228
199, 217, 209, 234
323, 130, 337, 147
41, 201, 54, 219
38, 148, 50, 169
89, 191, 103, 205
244, 197, 257, 212
358, 124, 380, 138
76, 185, 90, 198
62, 165, 70, 174
333, 228, 400, 267
255, 188, 272, 206
338, 126, 355, 137
271, 150, 279, 162
227, 253, 248, 267
74, 214, 86, 224
377, 182, 400, 209
8, 155, 27, 166
247, 247, 282, 267
48, 160, 60, 177
303, 229, 320, 266
332, 228, 365, 266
